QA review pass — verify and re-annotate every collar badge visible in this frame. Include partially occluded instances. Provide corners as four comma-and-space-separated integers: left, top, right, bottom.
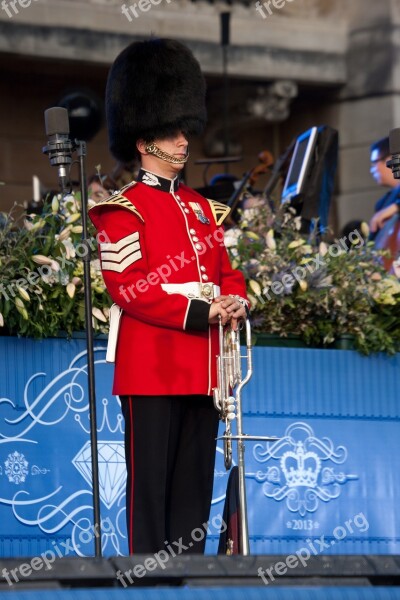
142, 172, 161, 187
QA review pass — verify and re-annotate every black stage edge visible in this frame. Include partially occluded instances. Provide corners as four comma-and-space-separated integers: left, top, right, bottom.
0, 557, 115, 591
1, 555, 400, 591
111, 555, 400, 588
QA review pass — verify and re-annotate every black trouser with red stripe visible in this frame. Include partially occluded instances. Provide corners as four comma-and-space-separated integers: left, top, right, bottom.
120, 395, 219, 554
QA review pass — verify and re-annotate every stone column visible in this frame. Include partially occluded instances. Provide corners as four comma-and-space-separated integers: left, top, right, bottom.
336, 0, 399, 229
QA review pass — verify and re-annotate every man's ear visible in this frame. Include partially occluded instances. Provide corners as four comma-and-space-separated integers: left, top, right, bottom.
136, 139, 147, 155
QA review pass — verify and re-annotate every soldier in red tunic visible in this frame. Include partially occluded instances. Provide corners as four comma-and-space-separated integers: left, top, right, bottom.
89, 38, 248, 555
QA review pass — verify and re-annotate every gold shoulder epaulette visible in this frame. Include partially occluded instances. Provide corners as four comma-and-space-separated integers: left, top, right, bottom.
89, 183, 144, 223
119, 180, 138, 195
207, 199, 231, 226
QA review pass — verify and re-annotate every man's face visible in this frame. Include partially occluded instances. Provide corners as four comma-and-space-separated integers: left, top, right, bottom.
370, 149, 395, 187
89, 181, 109, 203
137, 131, 189, 177
154, 131, 189, 163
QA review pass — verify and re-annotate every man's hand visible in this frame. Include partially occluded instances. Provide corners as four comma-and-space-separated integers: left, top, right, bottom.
370, 203, 399, 233
209, 295, 247, 331
208, 301, 230, 327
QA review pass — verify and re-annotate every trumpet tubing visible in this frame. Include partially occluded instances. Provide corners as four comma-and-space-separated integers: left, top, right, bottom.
213, 317, 251, 552
213, 316, 278, 555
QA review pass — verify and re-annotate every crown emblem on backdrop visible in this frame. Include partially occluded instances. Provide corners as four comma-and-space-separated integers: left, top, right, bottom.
250, 422, 359, 516
280, 441, 321, 488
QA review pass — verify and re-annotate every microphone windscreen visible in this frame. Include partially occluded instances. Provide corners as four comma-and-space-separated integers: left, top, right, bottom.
220, 12, 230, 46
45, 107, 70, 136
389, 128, 400, 155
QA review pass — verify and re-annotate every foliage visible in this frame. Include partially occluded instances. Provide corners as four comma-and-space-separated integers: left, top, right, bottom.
1, 193, 399, 355
226, 203, 400, 355
0, 195, 111, 338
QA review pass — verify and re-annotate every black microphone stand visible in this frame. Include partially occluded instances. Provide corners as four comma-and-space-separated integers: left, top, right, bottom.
43, 124, 102, 557
76, 140, 102, 558
220, 12, 231, 172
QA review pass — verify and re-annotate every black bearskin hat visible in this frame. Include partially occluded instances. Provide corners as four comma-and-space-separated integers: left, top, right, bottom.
106, 38, 207, 163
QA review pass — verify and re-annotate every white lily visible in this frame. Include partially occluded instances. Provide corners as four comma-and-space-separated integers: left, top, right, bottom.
92, 307, 108, 323
51, 197, 59, 214
266, 229, 276, 251
31, 255, 53, 265
50, 260, 60, 272
360, 222, 370, 238
249, 279, 262, 297
319, 242, 328, 257
66, 283, 76, 299
288, 239, 305, 249
17, 286, 30, 302
66, 213, 81, 224
299, 280, 308, 292
58, 226, 72, 241
63, 242, 71, 260
15, 297, 24, 309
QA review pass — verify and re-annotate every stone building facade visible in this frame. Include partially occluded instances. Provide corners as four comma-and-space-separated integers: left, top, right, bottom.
0, 0, 399, 230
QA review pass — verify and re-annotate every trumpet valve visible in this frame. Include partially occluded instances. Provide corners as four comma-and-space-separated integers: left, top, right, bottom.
224, 396, 236, 420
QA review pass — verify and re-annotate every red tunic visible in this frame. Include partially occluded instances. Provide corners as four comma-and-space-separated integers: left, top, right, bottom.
89, 169, 247, 396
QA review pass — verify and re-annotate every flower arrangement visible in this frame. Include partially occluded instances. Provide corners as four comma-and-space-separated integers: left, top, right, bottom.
226, 202, 400, 355
0, 195, 111, 338
1, 193, 399, 355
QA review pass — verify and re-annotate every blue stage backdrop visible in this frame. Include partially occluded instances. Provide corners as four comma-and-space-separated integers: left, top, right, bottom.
0, 337, 399, 557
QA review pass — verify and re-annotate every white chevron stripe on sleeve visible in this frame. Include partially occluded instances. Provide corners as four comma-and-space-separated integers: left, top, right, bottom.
100, 231, 139, 253
102, 250, 142, 273
100, 231, 142, 273
100, 241, 140, 262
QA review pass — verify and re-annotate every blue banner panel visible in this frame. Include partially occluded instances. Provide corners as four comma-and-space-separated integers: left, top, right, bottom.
208, 347, 400, 555
0, 337, 128, 558
245, 346, 400, 418
0, 338, 399, 558
209, 417, 400, 555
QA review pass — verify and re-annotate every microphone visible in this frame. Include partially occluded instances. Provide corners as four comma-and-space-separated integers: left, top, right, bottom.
220, 12, 230, 47
43, 107, 74, 193
387, 128, 400, 179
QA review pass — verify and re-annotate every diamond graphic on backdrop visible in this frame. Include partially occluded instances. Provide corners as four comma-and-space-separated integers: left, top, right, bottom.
72, 441, 126, 509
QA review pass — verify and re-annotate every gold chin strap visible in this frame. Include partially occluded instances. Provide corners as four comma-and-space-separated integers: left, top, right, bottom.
145, 143, 189, 164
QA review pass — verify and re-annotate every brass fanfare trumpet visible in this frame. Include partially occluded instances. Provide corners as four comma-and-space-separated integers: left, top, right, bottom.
213, 316, 277, 556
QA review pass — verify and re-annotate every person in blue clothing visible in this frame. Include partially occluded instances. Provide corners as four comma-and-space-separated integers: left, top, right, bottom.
369, 136, 400, 237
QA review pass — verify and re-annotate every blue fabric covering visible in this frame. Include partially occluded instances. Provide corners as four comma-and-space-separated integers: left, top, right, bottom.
0, 338, 399, 557
1, 586, 400, 600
